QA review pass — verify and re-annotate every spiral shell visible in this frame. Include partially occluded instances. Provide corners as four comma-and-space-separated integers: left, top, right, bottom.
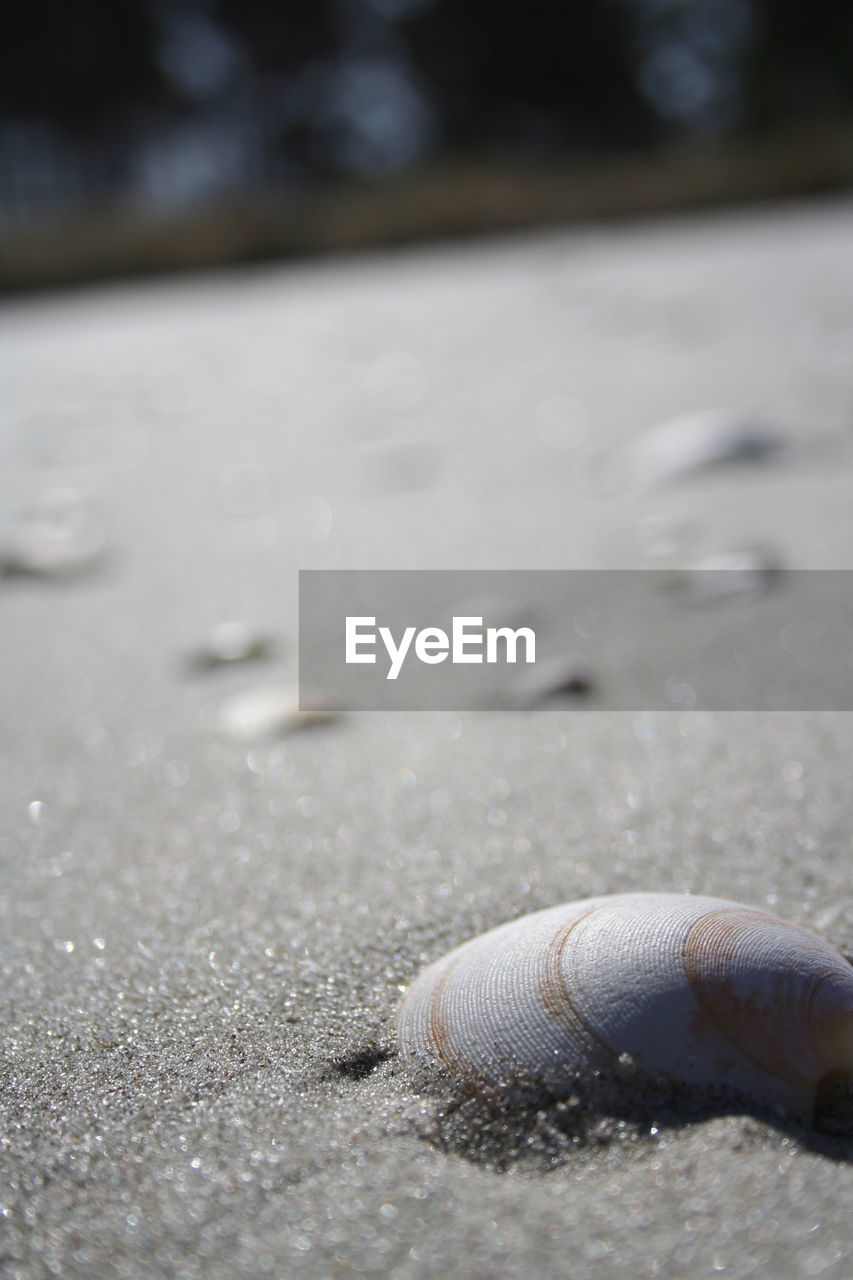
397, 893, 853, 1126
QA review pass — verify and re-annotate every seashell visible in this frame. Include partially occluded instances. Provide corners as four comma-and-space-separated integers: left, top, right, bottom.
509, 654, 595, 707
2, 495, 106, 580
216, 682, 338, 740
185, 621, 275, 674
398, 893, 853, 1130
661, 547, 781, 607
628, 409, 784, 486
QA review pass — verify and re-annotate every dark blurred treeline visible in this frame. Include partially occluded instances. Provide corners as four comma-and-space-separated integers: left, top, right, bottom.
2, 0, 853, 219
1, 0, 852, 288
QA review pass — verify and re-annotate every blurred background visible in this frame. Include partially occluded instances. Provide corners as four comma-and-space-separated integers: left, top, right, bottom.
2, 0, 853, 290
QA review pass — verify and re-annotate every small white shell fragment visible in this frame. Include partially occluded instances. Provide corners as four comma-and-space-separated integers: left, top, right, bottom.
629, 410, 784, 485
510, 654, 595, 707
217, 683, 337, 740
2, 498, 106, 579
662, 548, 780, 607
186, 621, 274, 673
398, 893, 853, 1128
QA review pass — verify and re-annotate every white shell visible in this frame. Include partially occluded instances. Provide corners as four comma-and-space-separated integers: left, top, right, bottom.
398, 893, 853, 1124
628, 410, 783, 485
216, 683, 337, 739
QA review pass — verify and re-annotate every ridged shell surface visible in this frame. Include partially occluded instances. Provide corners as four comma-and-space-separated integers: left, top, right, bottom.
397, 893, 853, 1121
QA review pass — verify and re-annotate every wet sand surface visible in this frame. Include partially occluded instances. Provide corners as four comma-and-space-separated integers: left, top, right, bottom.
2, 197, 853, 1278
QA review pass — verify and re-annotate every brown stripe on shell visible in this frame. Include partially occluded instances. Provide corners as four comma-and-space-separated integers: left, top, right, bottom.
427, 957, 464, 1076
683, 906, 836, 1089
537, 902, 621, 1068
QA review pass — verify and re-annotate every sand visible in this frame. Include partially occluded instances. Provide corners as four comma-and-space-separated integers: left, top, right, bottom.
2, 196, 853, 1278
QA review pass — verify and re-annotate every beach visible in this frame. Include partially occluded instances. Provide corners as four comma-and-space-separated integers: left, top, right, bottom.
2, 196, 853, 1278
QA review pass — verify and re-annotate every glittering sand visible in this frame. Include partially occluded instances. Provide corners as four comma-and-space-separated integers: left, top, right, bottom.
2, 198, 853, 1278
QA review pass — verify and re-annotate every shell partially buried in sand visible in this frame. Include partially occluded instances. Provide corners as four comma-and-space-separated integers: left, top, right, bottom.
397, 893, 853, 1129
